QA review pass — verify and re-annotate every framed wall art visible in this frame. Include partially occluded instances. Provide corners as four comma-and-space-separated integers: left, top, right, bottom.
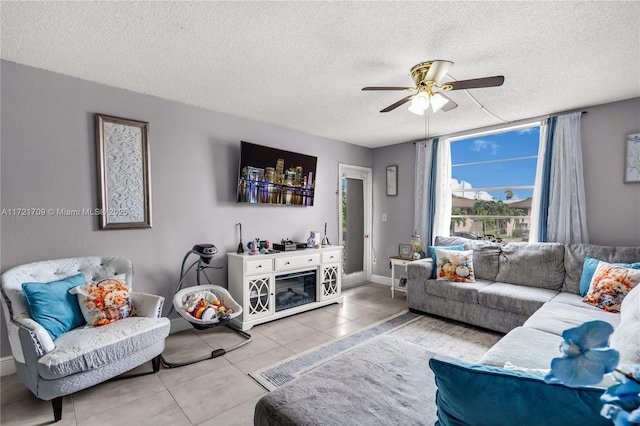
386, 165, 398, 196
95, 114, 152, 229
625, 132, 640, 183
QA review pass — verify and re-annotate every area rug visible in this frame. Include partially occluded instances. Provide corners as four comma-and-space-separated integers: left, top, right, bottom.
251, 310, 420, 389
251, 310, 503, 391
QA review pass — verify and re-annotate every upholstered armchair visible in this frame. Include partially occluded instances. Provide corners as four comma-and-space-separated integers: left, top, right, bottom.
0, 257, 171, 422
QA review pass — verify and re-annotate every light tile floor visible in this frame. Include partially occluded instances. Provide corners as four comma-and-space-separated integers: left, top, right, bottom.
0, 283, 407, 426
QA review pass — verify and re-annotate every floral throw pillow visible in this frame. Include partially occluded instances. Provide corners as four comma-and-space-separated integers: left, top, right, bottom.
434, 248, 475, 283
582, 260, 640, 312
70, 275, 135, 326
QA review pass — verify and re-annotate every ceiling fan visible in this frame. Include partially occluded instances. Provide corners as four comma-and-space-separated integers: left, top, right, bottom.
362, 60, 504, 115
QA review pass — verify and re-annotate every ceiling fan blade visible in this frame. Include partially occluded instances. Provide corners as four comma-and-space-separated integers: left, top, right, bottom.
445, 76, 505, 91
440, 94, 458, 111
362, 87, 415, 91
380, 95, 414, 113
424, 60, 454, 84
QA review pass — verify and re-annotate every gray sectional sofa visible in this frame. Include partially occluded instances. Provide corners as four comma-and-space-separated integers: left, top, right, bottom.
406, 237, 640, 425
407, 236, 640, 334
255, 238, 640, 425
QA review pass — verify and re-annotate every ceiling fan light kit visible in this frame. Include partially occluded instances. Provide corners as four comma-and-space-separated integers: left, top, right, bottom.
362, 60, 504, 114
408, 92, 430, 115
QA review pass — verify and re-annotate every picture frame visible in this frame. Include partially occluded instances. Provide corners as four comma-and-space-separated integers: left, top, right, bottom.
398, 277, 408, 289
386, 165, 398, 196
625, 133, 640, 183
96, 114, 152, 229
399, 243, 412, 258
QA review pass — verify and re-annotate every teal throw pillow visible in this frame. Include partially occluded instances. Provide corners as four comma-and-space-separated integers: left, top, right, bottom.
22, 273, 87, 340
428, 358, 640, 426
580, 257, 640, 296
428, 245, 464, 279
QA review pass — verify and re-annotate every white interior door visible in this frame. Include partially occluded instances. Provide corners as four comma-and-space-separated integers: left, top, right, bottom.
338, 164, 372, 288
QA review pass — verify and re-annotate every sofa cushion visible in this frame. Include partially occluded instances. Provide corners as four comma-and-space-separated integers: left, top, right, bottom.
563, 243, 640, 295
37, 316, 170, 380
523, 300, 620, 336
610, 285, 640, 365
428, 245, 464, 278
495, 242, 565, 290
582, 261, 640, 313
480, 326, 565, 369
548, 291, 613, 311
21, 273, 87, 340
434, 248, 476, 282
477, 283, 558, 317
70, 275, 135, 326
429, 357, 613, 426
434, 236, 501, 281
579, 256, 640, 296
419, 278, 492, 304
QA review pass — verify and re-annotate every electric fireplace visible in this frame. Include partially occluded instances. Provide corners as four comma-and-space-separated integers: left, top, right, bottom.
274, 270, 317, 312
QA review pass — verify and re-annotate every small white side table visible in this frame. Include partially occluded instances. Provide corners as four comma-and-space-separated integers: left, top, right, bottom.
390, 256, 415, 299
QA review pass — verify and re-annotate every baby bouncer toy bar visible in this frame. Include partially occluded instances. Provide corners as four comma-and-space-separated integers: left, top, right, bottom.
160, 244, 252, 368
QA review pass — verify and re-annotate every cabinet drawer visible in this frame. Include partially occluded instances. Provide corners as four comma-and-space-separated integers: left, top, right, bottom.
275, 253, 321, 270
322, 250, 341, 263
245, 258, 273, 274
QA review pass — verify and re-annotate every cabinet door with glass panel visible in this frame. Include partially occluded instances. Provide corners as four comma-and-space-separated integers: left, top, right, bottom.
244, 274, 274, 320
320, 250, 342, 301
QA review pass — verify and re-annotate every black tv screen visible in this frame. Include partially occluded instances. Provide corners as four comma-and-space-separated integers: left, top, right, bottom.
237, 141, 317, 206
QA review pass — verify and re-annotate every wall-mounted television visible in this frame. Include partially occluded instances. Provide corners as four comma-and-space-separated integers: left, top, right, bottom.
237, 141, 317, 206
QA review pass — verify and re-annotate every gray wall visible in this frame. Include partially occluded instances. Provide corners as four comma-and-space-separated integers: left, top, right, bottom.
581, 98, 640, 246
371, 97, 640, 277
0, 60, 372, 357
371, 142, 417, 277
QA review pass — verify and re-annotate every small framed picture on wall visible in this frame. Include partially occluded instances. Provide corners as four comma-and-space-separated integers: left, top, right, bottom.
386, 165, 398, 196
625, 133, 640, 183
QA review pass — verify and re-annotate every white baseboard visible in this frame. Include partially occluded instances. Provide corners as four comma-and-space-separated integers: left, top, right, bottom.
1, 355, 16, 377
371, 274, 392, 286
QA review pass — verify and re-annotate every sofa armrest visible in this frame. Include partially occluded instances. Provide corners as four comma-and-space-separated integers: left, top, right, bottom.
407, 258, 434, 283
131, 292, 165, 318
13, 317, 55, 357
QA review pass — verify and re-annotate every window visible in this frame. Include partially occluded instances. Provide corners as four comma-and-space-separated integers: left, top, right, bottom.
449, 123, 541, 242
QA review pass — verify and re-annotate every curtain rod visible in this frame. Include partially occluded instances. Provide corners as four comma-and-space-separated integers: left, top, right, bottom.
410, 110, 588, 144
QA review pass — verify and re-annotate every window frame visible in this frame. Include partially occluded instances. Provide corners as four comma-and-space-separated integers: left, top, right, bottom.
449, 121, 542, 241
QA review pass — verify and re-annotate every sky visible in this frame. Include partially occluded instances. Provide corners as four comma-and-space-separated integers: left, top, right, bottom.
450, 126, 540, 201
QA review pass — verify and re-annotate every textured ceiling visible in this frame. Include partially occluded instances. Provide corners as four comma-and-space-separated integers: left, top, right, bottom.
2, 1, 639, 148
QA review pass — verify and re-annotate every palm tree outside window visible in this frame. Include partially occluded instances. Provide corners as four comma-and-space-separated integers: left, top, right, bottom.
449, 124, 541, 242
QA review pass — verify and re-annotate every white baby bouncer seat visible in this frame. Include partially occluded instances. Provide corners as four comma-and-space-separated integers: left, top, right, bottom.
160, 244, 251, 368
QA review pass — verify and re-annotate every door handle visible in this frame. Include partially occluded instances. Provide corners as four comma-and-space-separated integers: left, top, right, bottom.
364, 235, 369, 239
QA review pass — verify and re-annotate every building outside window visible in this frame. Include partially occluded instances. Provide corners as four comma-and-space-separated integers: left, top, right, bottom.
449, 124, 541, 242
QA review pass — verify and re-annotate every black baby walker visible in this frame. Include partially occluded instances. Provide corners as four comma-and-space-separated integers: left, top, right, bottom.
160, 244, 252, 368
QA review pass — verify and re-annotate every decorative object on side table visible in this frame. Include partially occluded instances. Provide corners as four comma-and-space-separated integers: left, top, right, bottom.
95, 114, 152, 229
399, 244, 412, 259
386, 165, 398, 196
625, 133, 640, 183
544, 320, 640, 425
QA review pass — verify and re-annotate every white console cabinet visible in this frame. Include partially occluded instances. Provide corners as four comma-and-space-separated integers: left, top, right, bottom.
227, 246, 343, 330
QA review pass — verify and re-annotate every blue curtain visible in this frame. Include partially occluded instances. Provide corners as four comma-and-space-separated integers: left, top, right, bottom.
537, 117, 556, 242
426, 138, 439, 246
